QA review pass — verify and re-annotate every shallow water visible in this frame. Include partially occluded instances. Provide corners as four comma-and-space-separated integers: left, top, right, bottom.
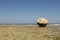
0, 24, 60, 40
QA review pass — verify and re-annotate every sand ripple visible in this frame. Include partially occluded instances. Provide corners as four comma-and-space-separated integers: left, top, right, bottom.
0, 25, 60, 40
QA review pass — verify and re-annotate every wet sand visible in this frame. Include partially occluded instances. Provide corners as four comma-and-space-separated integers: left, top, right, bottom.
0, 24, 60, 40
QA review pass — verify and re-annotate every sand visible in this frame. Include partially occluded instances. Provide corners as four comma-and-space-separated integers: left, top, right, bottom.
0, 24, 60, 40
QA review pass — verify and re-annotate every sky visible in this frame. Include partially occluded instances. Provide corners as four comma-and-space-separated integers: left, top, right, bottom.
0, 0, 60, 23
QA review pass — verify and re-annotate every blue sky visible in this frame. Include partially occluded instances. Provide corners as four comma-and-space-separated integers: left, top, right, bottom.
0, 0, 60, 23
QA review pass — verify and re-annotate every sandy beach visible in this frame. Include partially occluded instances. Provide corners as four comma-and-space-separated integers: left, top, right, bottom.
0, 24, 60, 40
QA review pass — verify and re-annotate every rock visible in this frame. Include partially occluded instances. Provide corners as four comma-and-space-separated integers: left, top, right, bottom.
37, 18, 48, 27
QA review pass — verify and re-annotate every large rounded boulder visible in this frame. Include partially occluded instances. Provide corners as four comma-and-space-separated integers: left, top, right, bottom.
37, 18, 48, 27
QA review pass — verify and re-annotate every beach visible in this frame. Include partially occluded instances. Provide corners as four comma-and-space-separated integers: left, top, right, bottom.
0, 24, 60, 40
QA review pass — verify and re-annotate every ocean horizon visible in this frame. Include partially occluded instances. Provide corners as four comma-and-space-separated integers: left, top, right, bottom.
0, 23, 60, 25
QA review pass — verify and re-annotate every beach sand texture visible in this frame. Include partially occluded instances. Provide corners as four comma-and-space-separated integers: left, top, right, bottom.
0, 25, 60, 40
